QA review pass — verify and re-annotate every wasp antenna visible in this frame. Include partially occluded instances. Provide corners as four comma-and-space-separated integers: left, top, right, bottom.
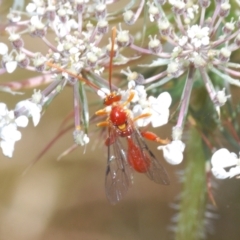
108, 26, 117, 92
46, 62, 100, 91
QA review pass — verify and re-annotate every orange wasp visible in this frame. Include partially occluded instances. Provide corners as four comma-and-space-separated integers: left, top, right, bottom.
95, 27, 170, 204
46, 27, 170, 204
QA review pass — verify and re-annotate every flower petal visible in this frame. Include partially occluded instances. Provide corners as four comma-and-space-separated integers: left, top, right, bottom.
5, 61, 17, 73
211, 148, 237, 168
0, 140, 15, 158
211, 167, 230, 179
158, 140, 185, 165
151, 108, 169, 127
15, 115, 29, 128
0, 43, 8, 55
157, 92, 172, 108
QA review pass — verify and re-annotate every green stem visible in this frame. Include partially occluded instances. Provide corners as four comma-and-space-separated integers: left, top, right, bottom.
175, 128, 207, 240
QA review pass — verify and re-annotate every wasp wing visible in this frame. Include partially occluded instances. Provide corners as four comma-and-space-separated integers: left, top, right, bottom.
105, 128, 133, 204
131, 128, 170, 185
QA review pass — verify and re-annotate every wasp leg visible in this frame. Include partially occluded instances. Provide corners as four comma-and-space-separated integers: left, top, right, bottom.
97, 121, 109, 127
122, 91, 135, 107
141, 131, 170, 145
133, 112, 152, 122
95, 109, 109, 116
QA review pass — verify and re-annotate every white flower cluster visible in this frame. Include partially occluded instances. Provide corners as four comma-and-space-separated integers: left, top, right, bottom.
0, 91, 42, 157
129, 80, 171, 128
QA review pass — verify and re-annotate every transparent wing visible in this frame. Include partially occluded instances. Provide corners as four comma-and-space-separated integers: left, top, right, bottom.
131, 128, 170, 185
105, 128, 133, 205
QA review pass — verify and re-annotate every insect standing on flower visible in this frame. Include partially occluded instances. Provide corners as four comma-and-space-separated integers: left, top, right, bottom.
96, 27, 170, 205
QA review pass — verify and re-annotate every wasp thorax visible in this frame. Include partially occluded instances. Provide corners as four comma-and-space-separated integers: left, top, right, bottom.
110, 106, 127, 126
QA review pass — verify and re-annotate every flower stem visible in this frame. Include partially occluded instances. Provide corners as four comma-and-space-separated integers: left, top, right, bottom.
175, 128, 207, 240
176, 66, 195, 129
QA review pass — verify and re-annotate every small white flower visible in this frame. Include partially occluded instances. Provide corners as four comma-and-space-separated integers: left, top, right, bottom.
214, 88, 230, 106
0, 45, 18, 73
0, 103, 28, 128
186, 5, 199, 19
73, 129, 89, 146
158, 140, 185, 165
187, 25, 210, 48
211, 148, 240, 179
133, 92, 172, 128
148, 92, 172, 127
15, 100, 42, 126
178, 36, 188, 46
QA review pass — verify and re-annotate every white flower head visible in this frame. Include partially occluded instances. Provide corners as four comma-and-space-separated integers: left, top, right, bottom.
211, 148, 240, 179
158, 140, 185, 165
187, 25, 210, 48
133, 91, 172, 128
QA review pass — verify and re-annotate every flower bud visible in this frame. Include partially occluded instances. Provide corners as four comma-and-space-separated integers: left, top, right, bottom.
167, 61, 181, 77
148, 2, 161, 22
86, 52, 98, 67
15, 53, 30, 68
76, 0, 85, 13
9, 33, 24, 49
123, 10, 135, 25
219, 2, 230, 17
57, 8, 68, 23
158, 19, 171, 36
33, 54, 46, 72
97, 19, 109, 34
95, 2, 107, 19
219, 47, 231, 62
171, 0, 186, 15
116, 25, 130, 47
45, 5, 56, 21
148, 35, 162, 54
222, 21, 235, 35
199, 0, 210, 8
106, 39, 119, 57
121, 67, 145, 84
